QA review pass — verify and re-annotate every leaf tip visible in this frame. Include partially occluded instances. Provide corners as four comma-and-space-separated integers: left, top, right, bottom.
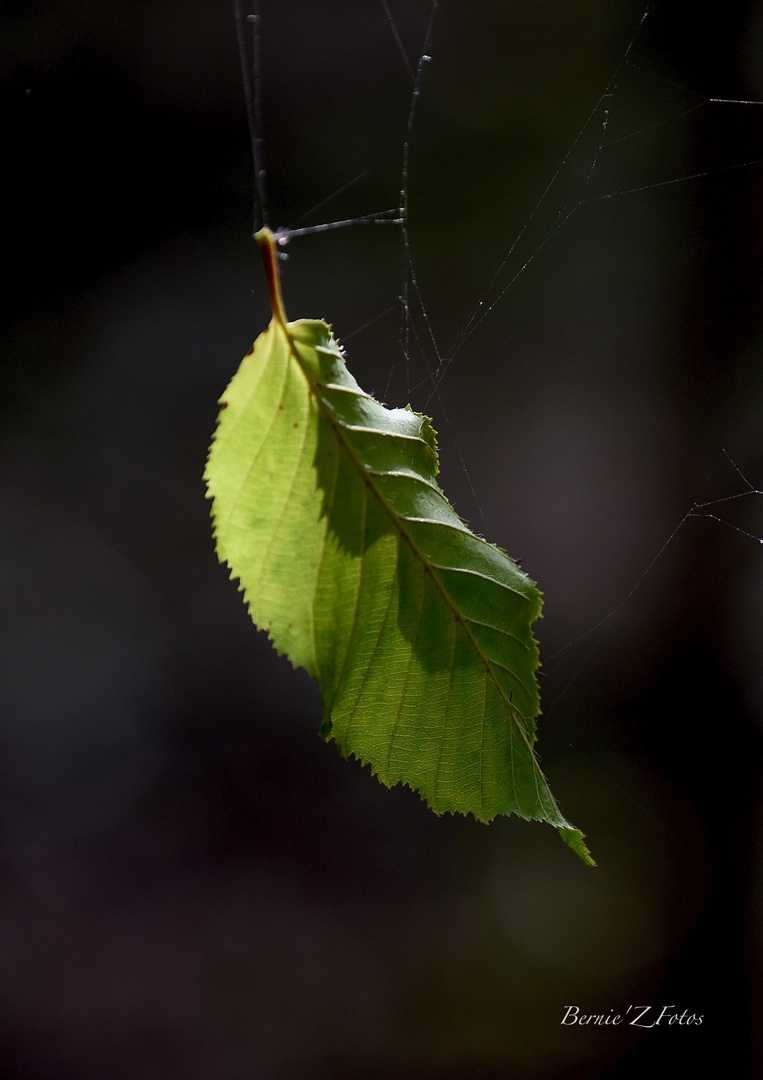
558, 826, 596, 867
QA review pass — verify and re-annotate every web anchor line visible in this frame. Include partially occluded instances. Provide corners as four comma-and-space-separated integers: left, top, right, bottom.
234, 0, 268, 231
273, 211, 404, 246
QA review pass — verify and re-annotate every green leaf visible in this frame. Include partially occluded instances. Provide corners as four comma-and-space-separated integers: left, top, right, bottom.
204, 228, 593, 865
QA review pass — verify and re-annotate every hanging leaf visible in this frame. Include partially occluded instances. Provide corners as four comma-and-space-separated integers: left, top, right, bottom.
205, 228, 593, 865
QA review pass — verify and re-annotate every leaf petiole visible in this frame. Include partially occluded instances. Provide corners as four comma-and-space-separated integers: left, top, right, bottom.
255, 226, 287, 327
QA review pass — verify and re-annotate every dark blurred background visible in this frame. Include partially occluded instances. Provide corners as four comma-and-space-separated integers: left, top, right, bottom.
2, 1, 763, 1077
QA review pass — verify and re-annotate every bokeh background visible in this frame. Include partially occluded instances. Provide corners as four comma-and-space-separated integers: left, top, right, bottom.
2, 1, 763, 1076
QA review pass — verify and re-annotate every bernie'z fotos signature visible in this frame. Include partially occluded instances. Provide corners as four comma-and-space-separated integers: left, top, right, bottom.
561, 1005, 703, 1028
